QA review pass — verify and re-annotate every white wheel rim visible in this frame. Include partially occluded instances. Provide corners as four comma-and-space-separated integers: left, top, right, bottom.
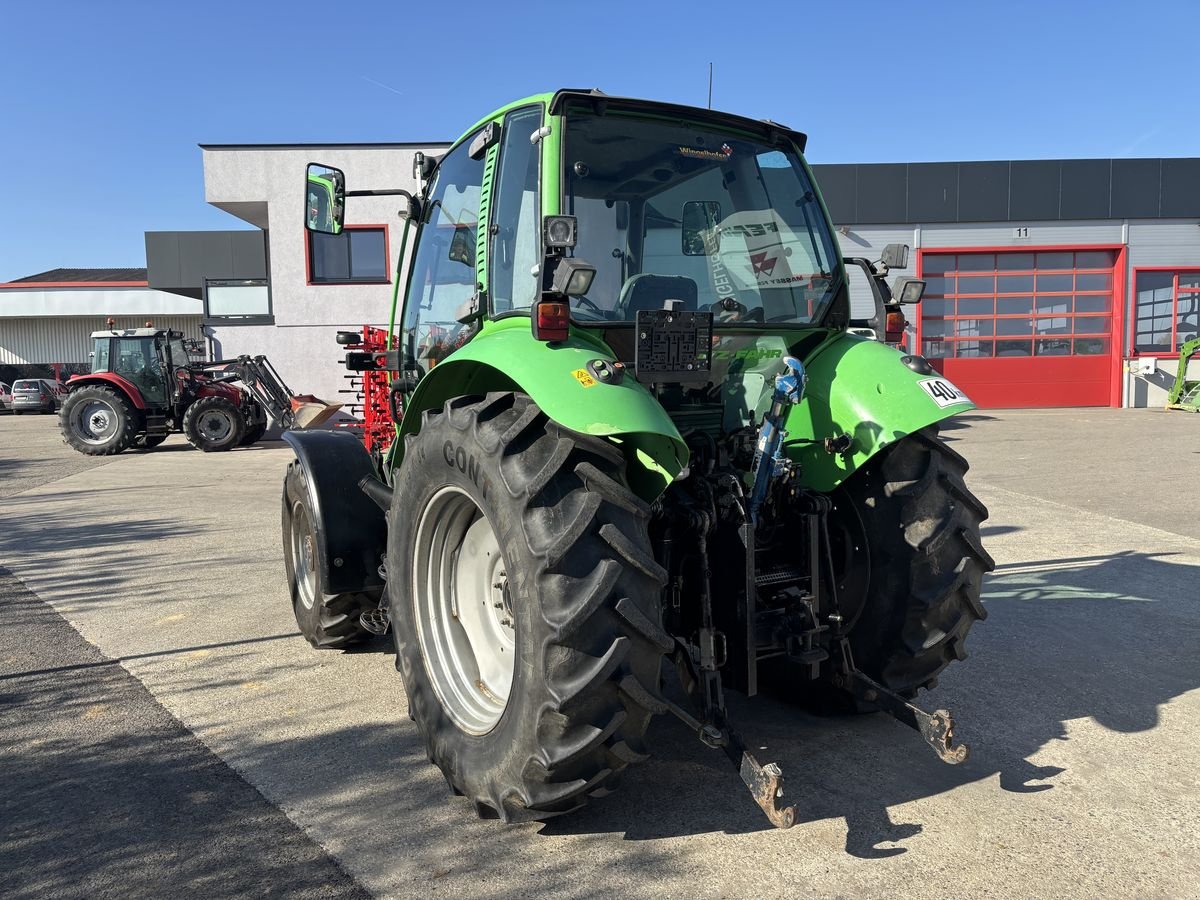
71, 400, 117, 444
290, 500, 318, 610
412, 485, 514, 735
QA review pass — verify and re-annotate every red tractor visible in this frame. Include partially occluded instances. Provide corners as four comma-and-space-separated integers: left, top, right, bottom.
60, 327, 339, 456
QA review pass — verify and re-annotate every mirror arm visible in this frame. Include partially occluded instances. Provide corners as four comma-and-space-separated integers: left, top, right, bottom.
346, 189, 416, 198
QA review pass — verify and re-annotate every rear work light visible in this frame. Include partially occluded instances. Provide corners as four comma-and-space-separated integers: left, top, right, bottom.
533, 299, 570, 342
885, 310, 907, 343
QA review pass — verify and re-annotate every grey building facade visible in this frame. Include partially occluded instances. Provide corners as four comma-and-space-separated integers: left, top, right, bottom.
145, 145, 1199, 410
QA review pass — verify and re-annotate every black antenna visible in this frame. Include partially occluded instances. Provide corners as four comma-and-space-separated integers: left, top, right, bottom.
707, 62, 713, 109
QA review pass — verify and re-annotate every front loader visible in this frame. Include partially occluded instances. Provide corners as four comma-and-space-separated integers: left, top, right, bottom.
281, 90, 993, 828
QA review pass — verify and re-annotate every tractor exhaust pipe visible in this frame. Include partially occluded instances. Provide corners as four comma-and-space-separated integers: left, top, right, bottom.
358, 475, 392, 512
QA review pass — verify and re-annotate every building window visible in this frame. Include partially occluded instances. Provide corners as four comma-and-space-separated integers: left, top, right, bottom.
204, 278, 272, 324
1133, 269, 1200, 354
308, 226, 389, 284
920, 250, 1115, 359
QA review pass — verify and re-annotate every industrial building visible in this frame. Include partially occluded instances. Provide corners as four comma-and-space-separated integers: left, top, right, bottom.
0, 269, 203, 383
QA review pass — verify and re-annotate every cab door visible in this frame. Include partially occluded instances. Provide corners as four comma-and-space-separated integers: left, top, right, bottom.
398, 131, 488, 396
113, 337, 168, 407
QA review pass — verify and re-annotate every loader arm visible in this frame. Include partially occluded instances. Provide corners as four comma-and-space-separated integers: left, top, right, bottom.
199, 356, 341, 430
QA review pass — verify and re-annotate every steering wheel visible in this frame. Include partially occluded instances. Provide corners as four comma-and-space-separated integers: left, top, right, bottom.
573, 296, 605, 315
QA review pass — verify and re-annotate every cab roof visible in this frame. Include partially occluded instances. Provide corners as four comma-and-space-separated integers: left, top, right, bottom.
89, 328, 172, 339
455, 89, 807, 153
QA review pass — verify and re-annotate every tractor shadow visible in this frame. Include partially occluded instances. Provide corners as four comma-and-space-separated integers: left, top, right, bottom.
541, 549, 1200, 857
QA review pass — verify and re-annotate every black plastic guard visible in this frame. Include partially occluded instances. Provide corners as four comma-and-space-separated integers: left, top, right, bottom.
282, 430, 387, 596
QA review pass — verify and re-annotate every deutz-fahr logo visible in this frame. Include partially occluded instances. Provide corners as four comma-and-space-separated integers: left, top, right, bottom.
711, 348, 783, 362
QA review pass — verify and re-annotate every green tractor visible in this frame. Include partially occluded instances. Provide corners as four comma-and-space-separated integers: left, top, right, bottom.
283, 90, 993, 828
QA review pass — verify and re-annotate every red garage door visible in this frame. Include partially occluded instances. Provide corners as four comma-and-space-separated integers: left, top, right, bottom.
917, 248, 1123, 408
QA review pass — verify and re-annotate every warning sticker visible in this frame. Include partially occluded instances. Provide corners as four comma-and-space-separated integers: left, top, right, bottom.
572, 368, 597, 388
918, 377, 971, 408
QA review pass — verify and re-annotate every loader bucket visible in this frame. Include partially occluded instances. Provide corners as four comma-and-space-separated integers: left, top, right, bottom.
289, 394, 342, 429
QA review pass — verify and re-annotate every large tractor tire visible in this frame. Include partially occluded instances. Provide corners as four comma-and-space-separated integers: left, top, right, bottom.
60, 386, 138, 456
183, 396, 245, 452
389, 392, 669, 822
832, 424, 993, 696
281, 462, 374, 649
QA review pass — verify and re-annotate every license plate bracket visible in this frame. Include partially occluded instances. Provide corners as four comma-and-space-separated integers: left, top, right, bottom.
634, 309, 713, 383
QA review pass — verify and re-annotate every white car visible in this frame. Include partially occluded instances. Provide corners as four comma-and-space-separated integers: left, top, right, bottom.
0, 382, 12, 413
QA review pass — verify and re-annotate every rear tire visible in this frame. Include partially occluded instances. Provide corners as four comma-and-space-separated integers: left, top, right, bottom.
281, 462, 373, 649
836, 424, 993, 695
183, 396, 245, 452
60, 386, 137, 456
390, 392, 669, 822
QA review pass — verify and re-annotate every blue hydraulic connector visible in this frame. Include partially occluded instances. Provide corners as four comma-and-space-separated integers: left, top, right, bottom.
748, 356, 808, 524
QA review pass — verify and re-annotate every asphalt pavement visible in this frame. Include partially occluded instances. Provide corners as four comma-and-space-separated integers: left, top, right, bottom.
0, 409, 1197, 898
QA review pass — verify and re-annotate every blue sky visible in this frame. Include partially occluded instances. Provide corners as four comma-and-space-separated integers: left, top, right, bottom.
1, 0, 1196, 281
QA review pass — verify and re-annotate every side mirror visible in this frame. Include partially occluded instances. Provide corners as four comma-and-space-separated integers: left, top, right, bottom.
305, 163, 346, 235
682, 200, 721, 256
880, 243, 909, 269
891, 276, 925, 304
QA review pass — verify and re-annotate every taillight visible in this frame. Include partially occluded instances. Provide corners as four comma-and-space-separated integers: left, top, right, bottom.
533, 299, 570, 342
885, 310, 906, 343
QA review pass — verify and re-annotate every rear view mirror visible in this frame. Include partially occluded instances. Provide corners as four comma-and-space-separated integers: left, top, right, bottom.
448, 226, 475, 268
305, 163, 346, 235
682, 201, 722, 256
880, 243, 909, 269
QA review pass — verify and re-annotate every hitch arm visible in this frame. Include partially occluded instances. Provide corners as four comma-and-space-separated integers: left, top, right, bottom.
659, 693, 797, 829
843, 671, 969, 765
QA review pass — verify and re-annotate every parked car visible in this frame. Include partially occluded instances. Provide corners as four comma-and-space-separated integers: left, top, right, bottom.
0, 382, 12, 413
11, 379, 63, 415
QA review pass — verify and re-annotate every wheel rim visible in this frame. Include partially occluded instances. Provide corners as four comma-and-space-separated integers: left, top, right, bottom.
197, 409, 235, 443
290, 500, 319, 610
412, 485, 514, 735
71, 399, 118, 445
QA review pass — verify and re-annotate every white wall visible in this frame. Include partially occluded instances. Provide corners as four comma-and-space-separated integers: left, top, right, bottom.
202, 145, 445, 402
0, 286, 200, 318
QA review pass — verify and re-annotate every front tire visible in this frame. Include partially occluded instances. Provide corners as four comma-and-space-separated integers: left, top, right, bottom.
183, 396, 245, 452
390, 393, 670, 822
60, 386, 137, 456
281, 462, 374, 649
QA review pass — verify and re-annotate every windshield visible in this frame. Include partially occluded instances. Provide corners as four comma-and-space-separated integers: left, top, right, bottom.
562, 112, 842, 326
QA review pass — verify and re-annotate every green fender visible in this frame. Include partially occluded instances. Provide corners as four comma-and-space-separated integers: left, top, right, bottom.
785, 333, 976, 492
395, 317, 688, 500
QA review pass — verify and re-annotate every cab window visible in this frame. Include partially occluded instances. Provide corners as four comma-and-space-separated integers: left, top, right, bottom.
401, 135, 484, 379
489, 106, 542, 313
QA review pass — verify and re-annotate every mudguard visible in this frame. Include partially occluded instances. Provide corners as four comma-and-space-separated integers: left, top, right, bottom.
281, 430, 386, 596
396, 317, 688, 500
66, 373, 147, 409
785, 333, 975, 492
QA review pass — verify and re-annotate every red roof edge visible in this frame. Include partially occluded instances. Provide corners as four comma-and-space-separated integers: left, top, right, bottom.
0, 281, 150, 288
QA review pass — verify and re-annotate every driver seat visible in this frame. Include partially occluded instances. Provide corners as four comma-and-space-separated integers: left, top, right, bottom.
618, 274, 698, 316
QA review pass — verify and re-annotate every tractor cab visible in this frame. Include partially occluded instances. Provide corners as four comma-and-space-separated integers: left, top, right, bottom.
87, 328, 195, 409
